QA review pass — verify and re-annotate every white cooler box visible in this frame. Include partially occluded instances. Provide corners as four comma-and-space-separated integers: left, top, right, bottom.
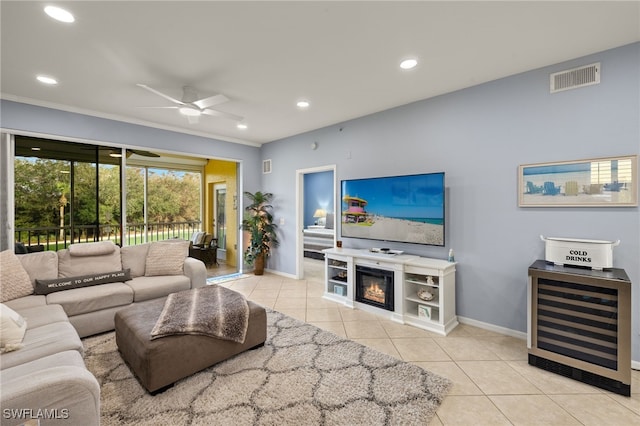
540, 235, 619, 270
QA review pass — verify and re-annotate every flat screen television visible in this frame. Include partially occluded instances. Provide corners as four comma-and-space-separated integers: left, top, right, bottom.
340, 172, 445, 246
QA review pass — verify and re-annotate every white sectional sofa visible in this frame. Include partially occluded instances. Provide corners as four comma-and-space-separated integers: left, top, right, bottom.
0, 240, 207, 426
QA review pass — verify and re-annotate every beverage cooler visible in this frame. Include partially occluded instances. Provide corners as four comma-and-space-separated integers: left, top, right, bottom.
527, 260, 632, 396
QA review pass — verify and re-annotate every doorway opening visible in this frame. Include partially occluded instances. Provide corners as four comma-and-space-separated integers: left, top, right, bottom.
214, 183, 227, 263
295, 165, 337, 279
205, 159, 240, 280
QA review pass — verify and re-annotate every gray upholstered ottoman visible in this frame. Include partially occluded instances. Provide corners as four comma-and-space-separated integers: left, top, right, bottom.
114, 294, 267, 393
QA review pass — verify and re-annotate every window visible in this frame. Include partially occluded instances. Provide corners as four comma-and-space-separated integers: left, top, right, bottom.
127, 166, 202, 243
14, 136, 203, 249
14, 136, 122, 250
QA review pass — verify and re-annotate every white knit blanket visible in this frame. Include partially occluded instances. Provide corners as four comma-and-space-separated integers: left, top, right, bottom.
150, 286, 249, 343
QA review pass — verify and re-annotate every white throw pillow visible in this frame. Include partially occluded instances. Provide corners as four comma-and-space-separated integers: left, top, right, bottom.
0, 303, 27, 353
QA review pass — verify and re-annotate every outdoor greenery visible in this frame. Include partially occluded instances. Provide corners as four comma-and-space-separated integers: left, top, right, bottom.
14, 158, 201, 241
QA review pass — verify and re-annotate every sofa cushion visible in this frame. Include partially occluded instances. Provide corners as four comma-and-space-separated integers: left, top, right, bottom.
0, 304, 27, 353
145, 240, 189, 276
46, 282, 134, 317
0, 350, 101, 426
126, 275, 191, 302
68, 240, 115, 257
0, 250, 33, 302
18, 251, 58, 286
34, 269, 131, 295
0, 321, 83, 370
190, 231, 206, 246
121, 243, 150, 277
4, 295, 46, 311
58, 242, 122, 277
0, 349, 86, 382
14, 304, 69, 329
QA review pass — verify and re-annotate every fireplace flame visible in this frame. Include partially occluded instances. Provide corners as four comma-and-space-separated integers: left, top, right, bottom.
364, 283, 386, 304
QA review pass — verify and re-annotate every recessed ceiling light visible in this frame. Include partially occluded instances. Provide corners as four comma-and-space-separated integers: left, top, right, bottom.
400, 58, 418, 70
31, 147, 41, 151
44, 6, 75, 23
237, 123, 248, 130
296, 100, 310, 109
36, 75, 58, 85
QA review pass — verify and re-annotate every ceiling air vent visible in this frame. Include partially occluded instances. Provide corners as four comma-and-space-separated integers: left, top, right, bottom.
550, 62, 600, 93
262, 159, 272, 174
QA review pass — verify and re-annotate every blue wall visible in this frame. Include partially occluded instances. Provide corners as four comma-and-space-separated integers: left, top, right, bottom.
303, 170, 334, 228
261, 43, 640, 361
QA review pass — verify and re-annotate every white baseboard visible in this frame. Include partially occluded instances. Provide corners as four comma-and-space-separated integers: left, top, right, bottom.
457, 316, 640, 370
263, 268, 297, 280
457, 315, 527, 340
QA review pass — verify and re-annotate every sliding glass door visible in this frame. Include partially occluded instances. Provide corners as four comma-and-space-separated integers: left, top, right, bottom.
14, 136, 122, 250
13, 135, 203, 250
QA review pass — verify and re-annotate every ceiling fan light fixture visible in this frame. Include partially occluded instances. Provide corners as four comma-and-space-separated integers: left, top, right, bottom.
44, 6, 75, 23
178, 106, 202, 117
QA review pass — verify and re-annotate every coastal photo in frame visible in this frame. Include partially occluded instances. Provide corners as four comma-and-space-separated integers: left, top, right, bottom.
518, 155, 638, 207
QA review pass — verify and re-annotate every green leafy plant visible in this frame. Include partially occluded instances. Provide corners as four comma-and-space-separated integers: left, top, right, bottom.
240, 191, 279, 274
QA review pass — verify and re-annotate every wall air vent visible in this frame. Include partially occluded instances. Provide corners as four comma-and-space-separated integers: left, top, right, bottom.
550, 62, 600, 93
262, 159, 272, 174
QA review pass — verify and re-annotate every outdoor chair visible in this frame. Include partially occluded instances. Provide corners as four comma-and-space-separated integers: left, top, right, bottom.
526, 181, 543, 194
543, 181, 561, 195
565, 181, 579, 196
189, 234, 218, 267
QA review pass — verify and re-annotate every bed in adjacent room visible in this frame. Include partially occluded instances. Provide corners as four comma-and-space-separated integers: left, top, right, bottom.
303, 213, 335, 260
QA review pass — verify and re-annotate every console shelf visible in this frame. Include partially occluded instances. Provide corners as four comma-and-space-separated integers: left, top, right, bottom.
324, 253, 354, 304
403, 259, 457, 335
323, 248, 457, 335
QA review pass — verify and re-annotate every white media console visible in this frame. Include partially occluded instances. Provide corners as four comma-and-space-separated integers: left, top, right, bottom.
323, 248, 457, 335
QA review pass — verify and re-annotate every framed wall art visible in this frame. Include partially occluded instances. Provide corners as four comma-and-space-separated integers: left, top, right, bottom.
518, 155, 638, 207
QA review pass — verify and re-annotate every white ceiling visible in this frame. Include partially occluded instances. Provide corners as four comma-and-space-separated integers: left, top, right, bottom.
1, 1, 639, 146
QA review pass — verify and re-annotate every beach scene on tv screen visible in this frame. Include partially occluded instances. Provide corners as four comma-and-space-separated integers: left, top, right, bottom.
341, 173, 444, 246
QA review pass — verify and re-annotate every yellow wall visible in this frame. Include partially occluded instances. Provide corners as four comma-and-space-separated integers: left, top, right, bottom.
204, 159, 238, 267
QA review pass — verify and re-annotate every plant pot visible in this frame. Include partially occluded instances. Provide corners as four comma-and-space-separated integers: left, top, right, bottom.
254, 253, 265, 275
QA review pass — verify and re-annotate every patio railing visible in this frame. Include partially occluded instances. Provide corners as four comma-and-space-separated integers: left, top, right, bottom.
14, 221, 202, 251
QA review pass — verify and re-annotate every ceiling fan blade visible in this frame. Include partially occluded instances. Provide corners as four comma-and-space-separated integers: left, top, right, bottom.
193, 93, 229, 110
127, 149, 161, 158
136, 84, 184, 105
186, 115, 200, 125
137, 106, 179, 109
202, 108, 243, 122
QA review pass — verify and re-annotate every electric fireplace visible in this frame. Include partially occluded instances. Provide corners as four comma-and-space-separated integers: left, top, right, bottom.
355, 265, 394, 311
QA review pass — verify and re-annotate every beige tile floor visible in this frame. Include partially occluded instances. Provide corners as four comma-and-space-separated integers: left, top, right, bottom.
219, 258, 640, 426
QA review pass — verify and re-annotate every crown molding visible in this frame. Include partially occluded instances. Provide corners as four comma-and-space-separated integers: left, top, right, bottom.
0, 94, 261, 148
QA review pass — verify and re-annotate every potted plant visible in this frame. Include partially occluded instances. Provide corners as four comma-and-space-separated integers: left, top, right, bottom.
240, 191, 279, 275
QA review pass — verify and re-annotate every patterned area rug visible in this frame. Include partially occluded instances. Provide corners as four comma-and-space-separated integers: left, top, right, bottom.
83, 309, 452, 425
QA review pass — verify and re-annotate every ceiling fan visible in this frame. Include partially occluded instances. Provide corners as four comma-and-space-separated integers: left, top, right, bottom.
122, 148, 160, 158
137, 84, 243, 124
81, 146, 160, 158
